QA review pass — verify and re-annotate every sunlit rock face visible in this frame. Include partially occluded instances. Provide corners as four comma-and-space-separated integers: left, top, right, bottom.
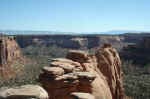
0, 85, 49, 99
39, 44, 124, 99
0, 35, 23, 79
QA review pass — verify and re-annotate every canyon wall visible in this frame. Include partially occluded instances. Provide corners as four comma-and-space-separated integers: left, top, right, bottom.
16, 35, 125, 50
0, 35, 23, 79
120, 36, 150, 65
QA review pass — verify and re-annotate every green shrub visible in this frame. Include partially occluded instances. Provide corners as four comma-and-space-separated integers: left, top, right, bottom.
122, 60, 150, 99
0, 44, 68, 88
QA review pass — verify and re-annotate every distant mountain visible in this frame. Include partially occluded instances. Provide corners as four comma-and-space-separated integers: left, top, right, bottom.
103, 30, 143, 34
0, 30, 150, 35
85, 30, 150, 34
0, 30, 78, 35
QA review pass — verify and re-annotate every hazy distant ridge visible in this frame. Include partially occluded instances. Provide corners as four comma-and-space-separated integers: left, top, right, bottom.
0, 30, 150, 35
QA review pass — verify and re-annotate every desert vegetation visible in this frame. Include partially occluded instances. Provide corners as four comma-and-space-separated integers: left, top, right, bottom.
0, 44, 68, 87
122, 60, 150, 99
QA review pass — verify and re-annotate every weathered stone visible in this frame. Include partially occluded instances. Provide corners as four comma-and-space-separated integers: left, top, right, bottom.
42, 66, 64, 76
75, 72, 96, 81
0, 85, 49, 99
66, 50, 89, 63
50, 62, 75, 73
70, 92, 95, 99
0, 35, 23, 79
95, 45, 124, 99
39, 44, 124, 99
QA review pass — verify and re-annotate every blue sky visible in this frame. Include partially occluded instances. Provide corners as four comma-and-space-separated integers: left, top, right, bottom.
0, 0, 150, 32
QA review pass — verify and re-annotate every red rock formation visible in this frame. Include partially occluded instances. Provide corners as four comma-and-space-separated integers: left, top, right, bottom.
39, 44, 124, 99
0, 35, 23, 79
95, 44, 124, 99
70, 92, 95, 99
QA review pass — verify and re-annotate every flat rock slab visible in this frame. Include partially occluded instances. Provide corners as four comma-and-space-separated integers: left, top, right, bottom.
71, 92, 95, 99
0, 85, 48, 99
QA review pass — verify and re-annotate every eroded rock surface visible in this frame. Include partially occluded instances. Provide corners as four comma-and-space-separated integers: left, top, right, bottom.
70, 92, 95, 99
39, 44, 124, 99
0, 85, 49, 99
0, 35, 23, 79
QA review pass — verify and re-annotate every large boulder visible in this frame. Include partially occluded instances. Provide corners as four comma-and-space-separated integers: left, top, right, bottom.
0, 85, 49, 99
39, 44, 124, 99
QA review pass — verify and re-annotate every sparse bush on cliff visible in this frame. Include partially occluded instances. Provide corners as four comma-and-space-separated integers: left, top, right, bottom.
0, 60, 41, 87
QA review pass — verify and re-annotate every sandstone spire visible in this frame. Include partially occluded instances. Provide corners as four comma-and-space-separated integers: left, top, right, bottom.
39, 44, 124, 99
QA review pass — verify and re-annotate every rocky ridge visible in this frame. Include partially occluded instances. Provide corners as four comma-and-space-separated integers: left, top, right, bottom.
39, 44, 124, 99
16, 35, 126, 50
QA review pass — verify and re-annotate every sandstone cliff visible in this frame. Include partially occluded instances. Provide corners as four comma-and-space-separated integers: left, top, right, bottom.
0, 35, 23, 79
39, 44, 124, 99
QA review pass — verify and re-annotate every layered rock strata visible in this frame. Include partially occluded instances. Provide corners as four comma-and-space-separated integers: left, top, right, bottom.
39, 44, 124, 99
0, 35, 22, 79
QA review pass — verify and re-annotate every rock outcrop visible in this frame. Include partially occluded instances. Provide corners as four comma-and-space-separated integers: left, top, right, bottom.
0, 85, 49, 99
0, 35, 23, 79
70, 92, 95, 99
39, 44, 124, 99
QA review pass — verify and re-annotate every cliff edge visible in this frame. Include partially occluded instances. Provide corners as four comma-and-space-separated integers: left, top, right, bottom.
39, 44, 124, 99
0, 35, 24, 79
